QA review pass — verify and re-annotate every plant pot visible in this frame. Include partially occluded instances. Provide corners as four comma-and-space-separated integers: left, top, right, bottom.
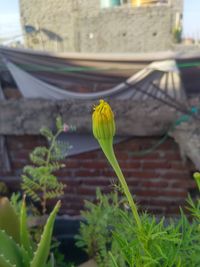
78, 259, 97, 267
53, 216, 88, 265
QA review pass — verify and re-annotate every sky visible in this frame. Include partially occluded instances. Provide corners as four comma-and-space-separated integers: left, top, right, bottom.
0, 0, 21, 40
183, 0, 200, 38
0, 0, 199, 41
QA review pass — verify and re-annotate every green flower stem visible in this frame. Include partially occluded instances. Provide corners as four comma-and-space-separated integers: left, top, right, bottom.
98, 139, 142, 230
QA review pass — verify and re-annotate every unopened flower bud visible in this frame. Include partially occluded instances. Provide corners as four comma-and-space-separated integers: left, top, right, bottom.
194, 172, 200, 180
193, 172, 200, 191
92, 99, 115, 140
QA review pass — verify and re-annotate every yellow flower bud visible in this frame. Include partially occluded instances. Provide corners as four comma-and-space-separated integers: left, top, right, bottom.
193, 172, 200, 191
92, 99, 115, 140
92, 100, 142, 229
193, 172, 200, 180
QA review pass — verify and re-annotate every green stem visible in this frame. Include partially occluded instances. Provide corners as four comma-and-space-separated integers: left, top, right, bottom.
99, 139, 142, 230
42, 129, 62, 214
46, 129, 62, 166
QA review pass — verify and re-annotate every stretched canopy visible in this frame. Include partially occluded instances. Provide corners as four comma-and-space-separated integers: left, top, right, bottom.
0, 46, 200, 168
0, 46, 199, 99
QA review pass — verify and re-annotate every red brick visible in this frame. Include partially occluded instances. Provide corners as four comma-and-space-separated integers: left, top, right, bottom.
136, 152, 160, 160
158, 140, 178, 150
55, 170, 75, 177
115, 152, 129, 160
77, 186, 97, 196
126, 179, 140, 187
65, 160, 81, 168
119, 161, 141, 169
139, 198, 184, 207
100, 170, 115, 177
164, 152, 182, 161
140, 181, 169, 188
82, 177, 110, 186
10, 151, 29, 160
165, 206, 182, 215
142, 161, 171, 170
72, 151, 99, 160
75, 170, 101, 177
135, 189, 187, 198
116, 141, 141, 151
11, 161, 27, 170
169, 180, 195, 189
170, 162, 188, 170
131, 171, 157, 179
162, 172, 190, 180
144, 207, 165, 215
80, 161, 108, 169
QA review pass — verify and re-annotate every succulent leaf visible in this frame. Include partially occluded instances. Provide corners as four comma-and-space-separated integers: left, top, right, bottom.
20, 197, 33, 258
0, 254, 13, 267
0, 197, 20, 243
0, 230, 25, 267
30, 201, 61, 267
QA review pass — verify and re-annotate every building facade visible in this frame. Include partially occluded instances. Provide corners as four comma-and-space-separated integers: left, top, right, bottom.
20, 0, 183, 52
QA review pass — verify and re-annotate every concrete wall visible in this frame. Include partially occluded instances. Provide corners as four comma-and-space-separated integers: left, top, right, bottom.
20, 0, 183, 52
79, 6, 172, 52
20, 0, 77, 51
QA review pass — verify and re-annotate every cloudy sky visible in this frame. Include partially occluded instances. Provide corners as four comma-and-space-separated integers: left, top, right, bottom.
0, 0, 199, 41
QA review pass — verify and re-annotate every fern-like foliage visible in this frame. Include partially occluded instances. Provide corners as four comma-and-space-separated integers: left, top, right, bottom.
21, 117, 70, 214
75, 188, 127, 267
76, 186, 200, 267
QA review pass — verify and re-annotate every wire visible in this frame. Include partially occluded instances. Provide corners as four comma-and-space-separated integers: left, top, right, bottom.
130, 132, 169, 156
1, 60, 200, 74
126, 106, 199, 157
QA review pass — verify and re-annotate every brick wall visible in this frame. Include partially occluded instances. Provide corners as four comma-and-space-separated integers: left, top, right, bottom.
0, 135, 196, 216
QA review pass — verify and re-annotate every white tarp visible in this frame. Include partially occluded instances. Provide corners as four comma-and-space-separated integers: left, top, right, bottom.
4, 59, 185, 102
1, 57, 187, 157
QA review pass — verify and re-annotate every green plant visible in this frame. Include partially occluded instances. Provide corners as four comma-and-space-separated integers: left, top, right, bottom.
10, 192, 23, 215
186, 172, 200, 222
92, 100, 141, 229
76, 188, 126, 267
0, 197, 20, 243
50, 240, 75, 267
0, 182, 8, 196
0, 196, 60, 267
21, 117, 70, 214
77, 187, 200, 267
89, 100, 200, 267
173, 27, 182, 44
113, 210, 200, 267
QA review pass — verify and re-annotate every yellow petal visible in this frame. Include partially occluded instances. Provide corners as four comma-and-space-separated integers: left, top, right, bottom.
92, 99, 115, 140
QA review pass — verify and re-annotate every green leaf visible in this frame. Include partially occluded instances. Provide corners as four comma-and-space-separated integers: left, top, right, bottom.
30, 201, 61, 267
21, 182, 40, 202
20, 197, 33, 258
40, 127, 54, 141
45, 253, 55, 267
0, 230, 25, 267
0, 254, 13, 267
0, 197, 20, 243
109, 251, 119, 267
